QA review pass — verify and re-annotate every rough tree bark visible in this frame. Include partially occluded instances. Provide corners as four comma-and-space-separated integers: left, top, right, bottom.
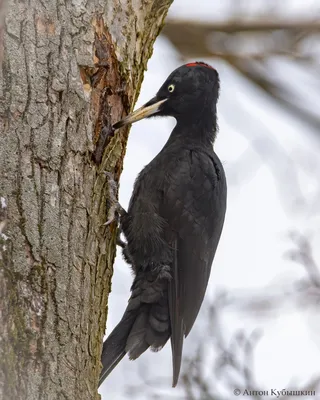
0, 0, 173, 399
0, 0, 5, 61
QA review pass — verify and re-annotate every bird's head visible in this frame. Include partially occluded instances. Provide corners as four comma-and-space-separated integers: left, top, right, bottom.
113, 62, 220, 130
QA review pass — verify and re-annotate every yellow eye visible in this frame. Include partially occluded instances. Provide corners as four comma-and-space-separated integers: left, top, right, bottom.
168, 84, 175, 93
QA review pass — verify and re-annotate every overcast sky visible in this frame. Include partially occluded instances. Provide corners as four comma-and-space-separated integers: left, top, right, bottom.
99, 1, 320, 399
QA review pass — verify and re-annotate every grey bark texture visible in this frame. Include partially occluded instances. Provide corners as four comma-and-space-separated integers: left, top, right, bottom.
0, 0, 173, 399
0, 0, 5, 61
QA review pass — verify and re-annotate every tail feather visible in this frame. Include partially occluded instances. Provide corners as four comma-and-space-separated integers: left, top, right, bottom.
99, 309, 136, 387
126, 307, 149, 359
99, 268, 171, 387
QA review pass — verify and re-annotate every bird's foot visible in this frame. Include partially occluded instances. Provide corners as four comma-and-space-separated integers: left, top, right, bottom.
103, 171, 127, 226
103, 171, 132, 262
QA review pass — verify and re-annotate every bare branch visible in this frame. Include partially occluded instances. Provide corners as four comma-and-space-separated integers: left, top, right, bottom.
227, 59, 320, 134
286, 232, 320, 288
163, 19, 320, 60
165, 19, 320, 34
162, 17, 320, 135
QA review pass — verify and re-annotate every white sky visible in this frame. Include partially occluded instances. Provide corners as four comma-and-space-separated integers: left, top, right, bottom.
100, 1, 320, 398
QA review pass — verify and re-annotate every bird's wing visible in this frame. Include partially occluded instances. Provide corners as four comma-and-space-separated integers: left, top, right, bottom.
168, 238, 184, 387
161, 149, 227, 385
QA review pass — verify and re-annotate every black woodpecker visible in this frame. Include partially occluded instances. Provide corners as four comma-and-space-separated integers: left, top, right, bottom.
100, 62, 227, 388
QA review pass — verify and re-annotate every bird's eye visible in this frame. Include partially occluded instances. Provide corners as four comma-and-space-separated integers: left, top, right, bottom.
168, 84, 175, 93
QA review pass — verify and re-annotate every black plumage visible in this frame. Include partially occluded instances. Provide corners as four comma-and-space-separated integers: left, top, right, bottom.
100, 62, 227, 388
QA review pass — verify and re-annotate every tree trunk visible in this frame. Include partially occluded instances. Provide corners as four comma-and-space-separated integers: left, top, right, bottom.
0, 0, 172, 399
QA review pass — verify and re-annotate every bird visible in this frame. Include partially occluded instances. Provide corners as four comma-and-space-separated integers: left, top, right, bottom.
99, 61, 227, 388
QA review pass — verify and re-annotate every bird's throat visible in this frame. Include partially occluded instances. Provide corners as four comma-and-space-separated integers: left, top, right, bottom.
174, 110, 217, 147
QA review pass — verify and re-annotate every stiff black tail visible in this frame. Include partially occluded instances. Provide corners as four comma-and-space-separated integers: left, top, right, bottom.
99, 267, 171, 387
99, 308, 137, 387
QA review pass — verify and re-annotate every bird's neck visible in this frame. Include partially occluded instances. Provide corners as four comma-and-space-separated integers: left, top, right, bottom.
172, 108, 217, 148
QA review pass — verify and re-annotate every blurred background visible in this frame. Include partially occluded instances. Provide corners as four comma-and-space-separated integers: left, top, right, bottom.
99, 0, 320, 399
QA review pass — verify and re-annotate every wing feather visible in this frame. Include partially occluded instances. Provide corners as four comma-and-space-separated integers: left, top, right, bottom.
163, 149, 226, 343
168, 238, 184, 387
